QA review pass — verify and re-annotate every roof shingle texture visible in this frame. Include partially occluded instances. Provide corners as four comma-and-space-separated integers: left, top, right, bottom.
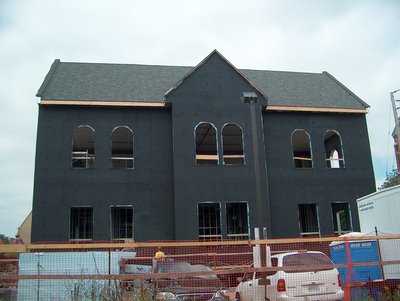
37, 61, 368, 109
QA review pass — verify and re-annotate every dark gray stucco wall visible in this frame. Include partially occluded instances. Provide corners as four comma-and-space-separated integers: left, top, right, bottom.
31, 105, 174, 242
166, 52, 271, 240
263, 111, 376, 238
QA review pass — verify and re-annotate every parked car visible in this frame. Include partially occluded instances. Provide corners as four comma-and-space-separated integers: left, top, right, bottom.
235, 251, 344, 301
151, 260, 226, 300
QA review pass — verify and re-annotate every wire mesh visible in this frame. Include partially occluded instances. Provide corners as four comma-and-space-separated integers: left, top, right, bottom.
1, 235, 400, 300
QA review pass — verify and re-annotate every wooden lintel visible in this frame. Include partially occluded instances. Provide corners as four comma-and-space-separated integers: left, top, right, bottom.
266, 105, 367, 114
196, 154, 218, 160
40, 99, 167, 108
293, 156, 312, 161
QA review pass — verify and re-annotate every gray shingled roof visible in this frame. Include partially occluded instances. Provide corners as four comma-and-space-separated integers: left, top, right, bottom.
37, 60, 368, 109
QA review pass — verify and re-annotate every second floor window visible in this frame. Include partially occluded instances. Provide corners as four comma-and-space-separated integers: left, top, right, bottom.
292, 129, 313, 168
324, 130, 345, 168
222, 124, 245, 165
195, 122, 218, 165
111, 126, 134, 169
72, 125, 95, 169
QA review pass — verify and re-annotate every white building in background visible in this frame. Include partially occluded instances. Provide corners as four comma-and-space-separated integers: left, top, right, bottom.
357, 185, 400, 234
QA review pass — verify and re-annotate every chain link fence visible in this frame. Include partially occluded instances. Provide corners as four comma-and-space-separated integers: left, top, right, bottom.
1, 235, 400, 300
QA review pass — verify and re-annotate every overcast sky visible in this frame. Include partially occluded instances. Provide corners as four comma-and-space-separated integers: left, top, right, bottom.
0, 0, 399, 238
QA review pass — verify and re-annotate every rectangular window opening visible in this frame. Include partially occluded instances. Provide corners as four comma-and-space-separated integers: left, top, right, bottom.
331, 202, 352, 234
111, 206, 133, 240
198, 203, 222, 240
70, 207, 93, 240
298, 203, 320, 236
226, 202, 249, 240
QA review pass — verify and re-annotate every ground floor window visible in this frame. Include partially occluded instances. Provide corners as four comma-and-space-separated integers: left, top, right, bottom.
298, 203, 320, 236
331, 202, 352, 234
198, 203, 222, 239
226, 202, 249, 240
70, 207, 93, 240
111, 206, 133, 240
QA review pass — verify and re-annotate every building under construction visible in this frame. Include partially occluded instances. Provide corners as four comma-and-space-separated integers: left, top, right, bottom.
31, 50, 376, 242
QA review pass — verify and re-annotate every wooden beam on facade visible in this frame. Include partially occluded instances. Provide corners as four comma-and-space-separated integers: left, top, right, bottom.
40, 100, 167, 108
266, 105, 367, 114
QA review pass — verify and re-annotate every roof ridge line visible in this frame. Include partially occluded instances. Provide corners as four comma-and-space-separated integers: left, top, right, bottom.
53, 60, 194, 69
240, 68, 322, 75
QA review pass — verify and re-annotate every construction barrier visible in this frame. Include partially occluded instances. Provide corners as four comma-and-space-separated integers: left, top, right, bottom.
1, 235, 400, 300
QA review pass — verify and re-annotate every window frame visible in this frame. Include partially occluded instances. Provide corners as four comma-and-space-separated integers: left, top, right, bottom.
194, 122, 219, 165
221, 123, 246, 165
110, 205, 134, 241
291, 129, 313, 169
197, 202, 222, 240
331, 202, 353, 234
111, 126, 134, 169
226, 201, 250, 240
324, 130, 345, 169
71, 125, 95, 169
298, 203, 320, 237
69, 206, 93, 240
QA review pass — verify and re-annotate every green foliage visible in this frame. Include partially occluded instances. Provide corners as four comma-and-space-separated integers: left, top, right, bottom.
0, 234, 9, 243
352, 287, 400, 301
379, 169, 400, 190
377, 286, 400, 301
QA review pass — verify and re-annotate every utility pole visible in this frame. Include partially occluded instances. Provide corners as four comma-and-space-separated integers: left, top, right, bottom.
390, 90, 400, 173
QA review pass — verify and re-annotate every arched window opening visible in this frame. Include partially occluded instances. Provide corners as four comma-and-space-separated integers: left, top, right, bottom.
72, 126, 95, 168
292, 130, 313, 168
222, 124, 245, 165
195, 122, 218, 165
324, 131, 345, 168
111, 127, 134, 169
330, 150, 340, 168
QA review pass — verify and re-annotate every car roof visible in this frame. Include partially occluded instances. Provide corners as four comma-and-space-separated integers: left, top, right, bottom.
272, 250, 324, 259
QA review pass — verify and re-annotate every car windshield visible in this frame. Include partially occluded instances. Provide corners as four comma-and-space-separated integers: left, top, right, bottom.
282, 253, 334, 273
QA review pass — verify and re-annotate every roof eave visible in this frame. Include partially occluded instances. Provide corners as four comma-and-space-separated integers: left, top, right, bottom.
36, 59, 60, 98
323, 71, 370, 109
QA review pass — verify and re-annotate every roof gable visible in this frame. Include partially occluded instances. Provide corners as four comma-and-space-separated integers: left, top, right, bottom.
165, 50, 268, 101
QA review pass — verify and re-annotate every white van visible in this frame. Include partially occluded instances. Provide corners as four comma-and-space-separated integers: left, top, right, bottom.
235, 251, 344, 301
